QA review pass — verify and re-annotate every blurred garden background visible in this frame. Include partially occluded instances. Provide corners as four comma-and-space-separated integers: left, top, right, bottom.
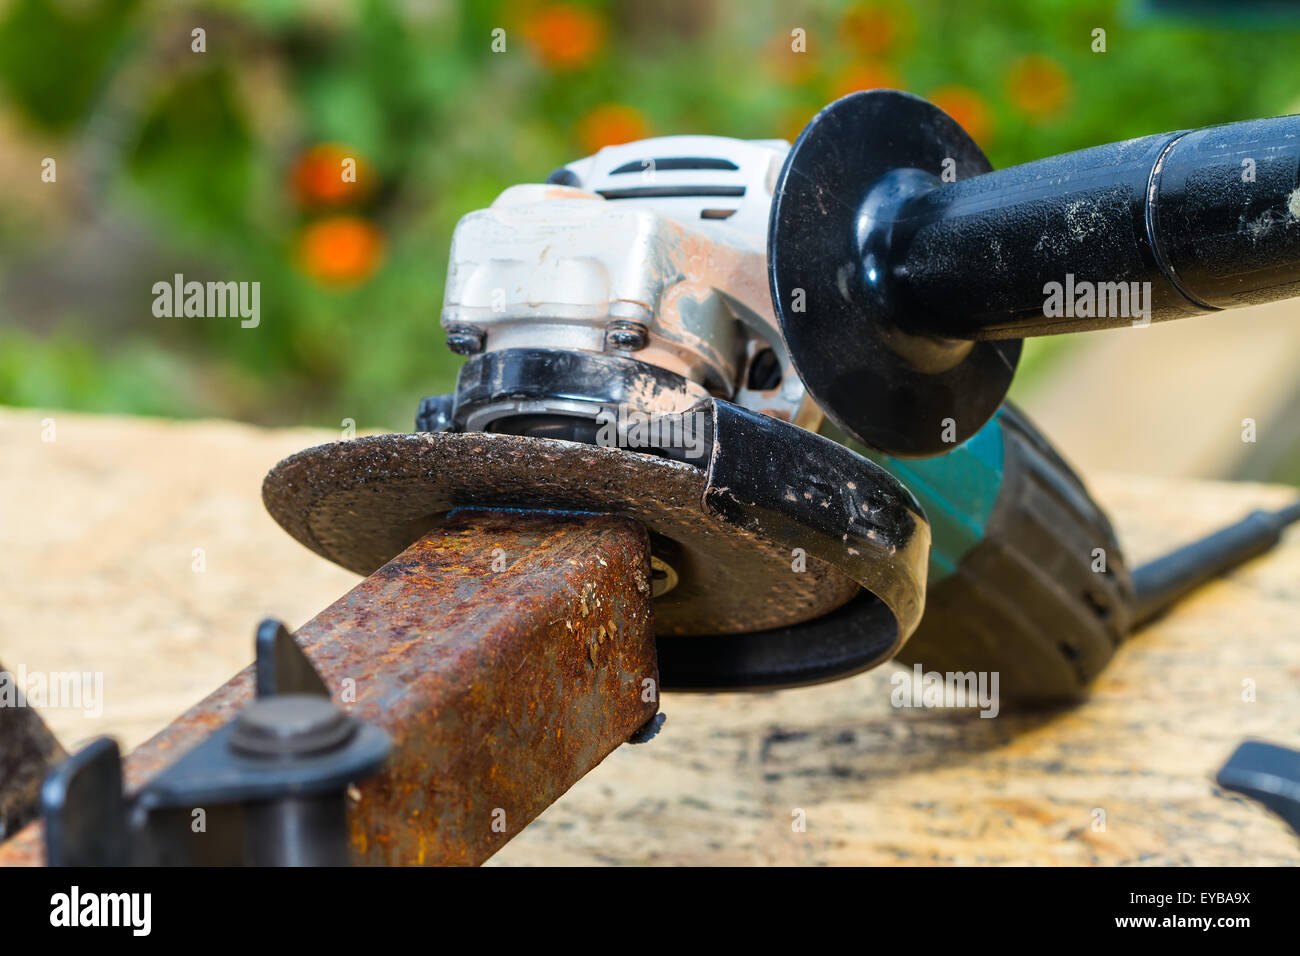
3, 0, 1300, 479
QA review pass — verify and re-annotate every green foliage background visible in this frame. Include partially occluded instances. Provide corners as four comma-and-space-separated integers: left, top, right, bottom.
1, 0, 1299, 432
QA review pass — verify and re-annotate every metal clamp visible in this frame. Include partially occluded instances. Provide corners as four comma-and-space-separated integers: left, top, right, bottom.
41, 620, 390, 866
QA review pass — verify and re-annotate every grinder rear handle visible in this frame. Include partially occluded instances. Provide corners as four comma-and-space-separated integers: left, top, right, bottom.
770, 90, 1300, 457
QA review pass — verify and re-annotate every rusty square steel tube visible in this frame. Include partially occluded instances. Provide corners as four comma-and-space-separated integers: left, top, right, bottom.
0, 509, 659, 866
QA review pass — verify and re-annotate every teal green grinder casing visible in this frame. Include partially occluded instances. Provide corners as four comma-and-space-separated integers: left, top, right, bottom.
826, 405, 1135, 705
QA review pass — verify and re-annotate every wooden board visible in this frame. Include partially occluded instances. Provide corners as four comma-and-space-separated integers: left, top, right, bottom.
2, 407, 1298, 865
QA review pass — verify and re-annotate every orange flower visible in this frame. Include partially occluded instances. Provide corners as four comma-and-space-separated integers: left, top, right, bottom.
1006, 55, 1071, 120
763, 31, 817, 84
576, 104, 649, 154
522, 4, 605, 71
831, 61, 901, 99
841, 3, 905, 57
291, 144, 372, 208
927, 85, 994, 146
780, 107, 817, 145
297, 217, 385, 286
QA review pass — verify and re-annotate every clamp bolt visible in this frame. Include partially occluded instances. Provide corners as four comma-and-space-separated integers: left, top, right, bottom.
605, 320, 649, 352
445, 326, 486, 355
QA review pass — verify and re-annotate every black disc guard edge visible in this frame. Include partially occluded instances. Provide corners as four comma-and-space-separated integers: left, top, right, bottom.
423, 396, 930, 691
667, 399, 925, 690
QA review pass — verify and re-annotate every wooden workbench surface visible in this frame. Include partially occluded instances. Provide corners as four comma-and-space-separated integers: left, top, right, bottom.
3, 406, 1298, 865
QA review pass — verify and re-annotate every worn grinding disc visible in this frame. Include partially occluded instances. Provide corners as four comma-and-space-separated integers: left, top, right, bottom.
263, 431, 861, 636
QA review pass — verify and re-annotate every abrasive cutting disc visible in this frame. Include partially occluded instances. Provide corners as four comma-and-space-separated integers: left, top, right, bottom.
263, 431, 862, 636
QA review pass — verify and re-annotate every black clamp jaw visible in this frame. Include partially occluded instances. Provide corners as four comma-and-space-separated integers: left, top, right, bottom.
41, 620, 390, 866
1217, 740, 1300, 839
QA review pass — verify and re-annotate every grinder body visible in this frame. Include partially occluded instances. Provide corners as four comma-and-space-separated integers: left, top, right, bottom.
848, 406, 1135, 704
431, 114, 1298, 703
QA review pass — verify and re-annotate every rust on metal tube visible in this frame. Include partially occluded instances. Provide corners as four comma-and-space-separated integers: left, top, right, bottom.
0, 509, 658, 866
